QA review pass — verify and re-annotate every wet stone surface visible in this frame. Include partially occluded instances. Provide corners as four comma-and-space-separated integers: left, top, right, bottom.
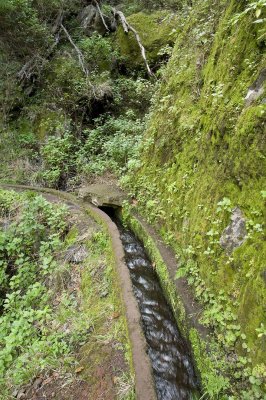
119, 228, 199, 400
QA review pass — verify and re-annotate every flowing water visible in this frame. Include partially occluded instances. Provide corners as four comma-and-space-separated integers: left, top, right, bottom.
118, 225, 199, 400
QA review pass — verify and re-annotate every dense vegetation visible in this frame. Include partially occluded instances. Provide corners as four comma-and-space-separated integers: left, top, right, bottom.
0, 0, 265, 399
0, 189, 133, 399
0, 191, 69, 388
0, 0, 179, 188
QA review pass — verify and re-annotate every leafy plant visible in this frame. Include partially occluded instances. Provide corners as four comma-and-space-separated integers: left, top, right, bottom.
40, 133, 79, 187
231, 1, 266, 25
0, 190, 70, 388
77, 111, 145, 178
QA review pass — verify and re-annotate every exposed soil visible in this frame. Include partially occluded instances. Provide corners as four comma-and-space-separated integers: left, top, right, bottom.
21, 343, 126, 400
18, 374, 91, 400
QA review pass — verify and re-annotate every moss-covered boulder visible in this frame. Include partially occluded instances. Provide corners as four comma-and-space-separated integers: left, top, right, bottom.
115, 10, 178, 70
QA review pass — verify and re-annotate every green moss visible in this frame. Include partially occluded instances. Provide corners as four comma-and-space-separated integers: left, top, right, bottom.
188, 329, 231, 398
34, 111, 69, 140
64, 226, 79, 246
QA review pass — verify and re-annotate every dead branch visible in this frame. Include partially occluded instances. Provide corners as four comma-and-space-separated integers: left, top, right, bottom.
113, 9, 153, 77
17, 54, 49, 82
129, 25, 153, 77
61, 24, 89, 77
17, 11, 63, 83
93, 0, 109, 32
52, 10, 64, 34
114, 10, 129, 33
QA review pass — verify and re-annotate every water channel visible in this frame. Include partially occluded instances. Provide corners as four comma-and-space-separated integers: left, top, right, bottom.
103, 206, 200, 400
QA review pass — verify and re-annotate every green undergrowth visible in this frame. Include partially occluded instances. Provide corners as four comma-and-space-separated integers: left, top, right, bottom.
0, 189, 134, 399
123, 0, 266, 398
0, 1, 164, 190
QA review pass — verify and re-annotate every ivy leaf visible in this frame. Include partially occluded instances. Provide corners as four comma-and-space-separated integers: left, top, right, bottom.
261, 190, 266, 199
255, 8, 262, 18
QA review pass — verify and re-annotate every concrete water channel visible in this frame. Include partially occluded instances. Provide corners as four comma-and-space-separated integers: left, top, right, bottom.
102, 206, 200, 400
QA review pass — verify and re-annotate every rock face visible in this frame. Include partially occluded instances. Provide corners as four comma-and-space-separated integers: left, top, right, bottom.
245, 68, 266, 106
220, 207, 247, 254
78, 184, 127, 207
78, 5, 107, 35
115, 10, 178, 69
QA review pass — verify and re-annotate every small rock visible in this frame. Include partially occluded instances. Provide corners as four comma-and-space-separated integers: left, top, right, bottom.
100, 290, 109, 298
78, 5, 97, 31
245, 69, 266, 106
17, 390, 26, 400
220, 207, 247, 254
75, 366, 84, 374
64, 245, 88, 263
113, 376, 119, 384
78, 184, 127, 207
78, 4, 108, 35
12, 389, 19, 398
112, 312, 120, 319
33, 377, 43, 390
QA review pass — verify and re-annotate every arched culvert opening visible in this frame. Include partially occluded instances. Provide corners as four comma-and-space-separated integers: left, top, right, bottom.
98, 205, 122, 221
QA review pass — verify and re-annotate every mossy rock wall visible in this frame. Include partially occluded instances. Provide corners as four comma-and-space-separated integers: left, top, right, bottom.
130, 0, 266, 373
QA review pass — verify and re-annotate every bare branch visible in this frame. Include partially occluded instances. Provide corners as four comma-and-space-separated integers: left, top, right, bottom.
129, 25, 153, 77
17, 56, 42, 81
114, 10, 129, 33
93, 0, 109, 32
61, 24, 89, 77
